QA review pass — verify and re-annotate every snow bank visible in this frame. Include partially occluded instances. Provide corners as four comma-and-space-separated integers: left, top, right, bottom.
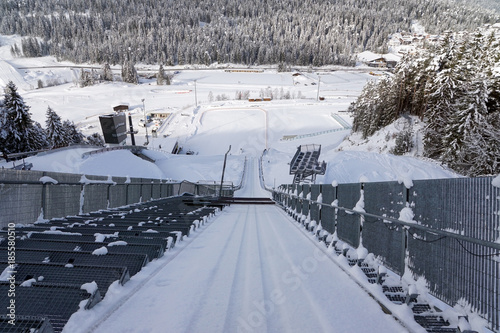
108, 241, 127, 246
39, 176, 58, 184
0, 265, 16, 281
492, 175, 500, 188
320, 151, 459, 185
92, 246, 108, 256
20, 278, 37, 287
399, 205, 417, 224
81, 281, 98, 294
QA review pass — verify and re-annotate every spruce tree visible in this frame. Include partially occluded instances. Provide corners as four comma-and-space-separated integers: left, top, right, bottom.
1, 81, 34, 154
350, 29, 500, 176
157, 64, 165, 85
45, 106, 68, 149
122, 61, 138, 84
26, 121, 49, 152
86, 132, 105, 146
423, 34, 460, 159
79, 69, 93, 87
63, 120, 84, 145
102, 63, 114, 81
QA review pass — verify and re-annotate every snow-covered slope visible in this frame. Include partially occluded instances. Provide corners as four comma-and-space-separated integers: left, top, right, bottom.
0, 35, 459, 187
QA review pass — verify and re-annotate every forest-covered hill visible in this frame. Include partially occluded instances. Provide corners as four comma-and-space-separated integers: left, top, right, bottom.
348, 28, 500, 176
0, 0, 498, 66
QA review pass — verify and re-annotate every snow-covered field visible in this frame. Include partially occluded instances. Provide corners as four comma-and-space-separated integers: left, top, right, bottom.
0, 34, 459, 186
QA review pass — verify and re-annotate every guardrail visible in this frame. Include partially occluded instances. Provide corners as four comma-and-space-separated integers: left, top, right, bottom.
81, 145, 146, 158
280, 127, 349, 141
272, 177, 500, 332
280, 113, 352, 141
0, 169, 233, 228
233, 156, 248, 191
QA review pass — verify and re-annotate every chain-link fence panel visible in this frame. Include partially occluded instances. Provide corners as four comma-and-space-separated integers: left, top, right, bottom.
319, 184, 336, 235
409, 177, 500, 331
108, 177, 128, 208
363, 181, 406, 274
301, 184, 310, 217
336, 183, 361, 248
0, 170, 45, 227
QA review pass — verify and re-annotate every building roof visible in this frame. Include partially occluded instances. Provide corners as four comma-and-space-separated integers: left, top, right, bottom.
357, 51, 401, 63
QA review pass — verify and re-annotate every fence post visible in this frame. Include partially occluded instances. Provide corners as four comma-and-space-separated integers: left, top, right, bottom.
401, 184, 411, 275
401, 226, 409, 276
359, 183, 364, 247
125, 183, 129, 205
40, 172, 47, 220
80, 184, 85, 214
107, 183, 111, 209
140, 178, 144, 202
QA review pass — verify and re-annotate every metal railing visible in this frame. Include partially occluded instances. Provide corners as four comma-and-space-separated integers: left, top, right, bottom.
0, 169, 233, 227
273, 177, 500, 332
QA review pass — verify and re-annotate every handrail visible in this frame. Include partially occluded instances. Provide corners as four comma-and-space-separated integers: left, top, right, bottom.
275, 189, 500, 251
233, 156, 247, 191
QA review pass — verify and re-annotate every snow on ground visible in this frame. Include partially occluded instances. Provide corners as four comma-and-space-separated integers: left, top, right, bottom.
261, 149, 459, 189
0, 34, 458, 186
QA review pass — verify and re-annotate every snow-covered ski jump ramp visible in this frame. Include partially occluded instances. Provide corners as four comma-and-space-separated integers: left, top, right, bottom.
87, 204, 406, 333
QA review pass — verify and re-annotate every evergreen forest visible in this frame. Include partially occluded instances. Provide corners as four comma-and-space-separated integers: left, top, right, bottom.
349, 29, 500, 176
0, 0, 499, 66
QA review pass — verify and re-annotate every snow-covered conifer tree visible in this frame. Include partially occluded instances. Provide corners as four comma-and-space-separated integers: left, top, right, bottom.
102, 63, 114, 81
86, 132, 105, 146
45, 106, 68, 149
157, 64, 165, 85
122, 61, 138, 84
26, 121, 49, 152
1, 81, 34, 154
63, 120, 84, 145
79, 69, 94, 87
423, 34, 460, 159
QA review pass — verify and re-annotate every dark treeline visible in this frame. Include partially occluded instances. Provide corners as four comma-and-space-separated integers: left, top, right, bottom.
0, 0, 498, 66
349, 29, 500, 176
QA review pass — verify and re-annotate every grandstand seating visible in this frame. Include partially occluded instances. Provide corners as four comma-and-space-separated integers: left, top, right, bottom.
0, 196, 221, 332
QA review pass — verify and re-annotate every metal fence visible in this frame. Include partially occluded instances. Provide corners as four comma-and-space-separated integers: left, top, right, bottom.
273, 177, 500, 332
0, 169, 232, 228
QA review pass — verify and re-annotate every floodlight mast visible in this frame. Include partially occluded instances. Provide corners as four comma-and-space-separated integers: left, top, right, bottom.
128, 113, 136, 146
142, 98, 149, 146
219, 145, 231, 197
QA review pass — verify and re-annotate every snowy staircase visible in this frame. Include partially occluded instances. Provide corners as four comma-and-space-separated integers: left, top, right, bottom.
331, 239, 465, 333
285, 208, 474, 333
0, 196, 221, 332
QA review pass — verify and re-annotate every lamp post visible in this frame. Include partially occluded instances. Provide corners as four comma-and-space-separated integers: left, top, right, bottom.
142, 98, 149, 145
219, 145, 231, 198
316, 76, 321, 101
194, 80, 198, 107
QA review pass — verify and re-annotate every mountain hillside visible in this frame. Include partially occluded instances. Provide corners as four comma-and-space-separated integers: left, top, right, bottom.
347, 27, 500, 176
0, 0, 498, 66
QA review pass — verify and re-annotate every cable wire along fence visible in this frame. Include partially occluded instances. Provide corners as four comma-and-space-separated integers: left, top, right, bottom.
0, 169, 234, 228
273, 177, 500, 332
